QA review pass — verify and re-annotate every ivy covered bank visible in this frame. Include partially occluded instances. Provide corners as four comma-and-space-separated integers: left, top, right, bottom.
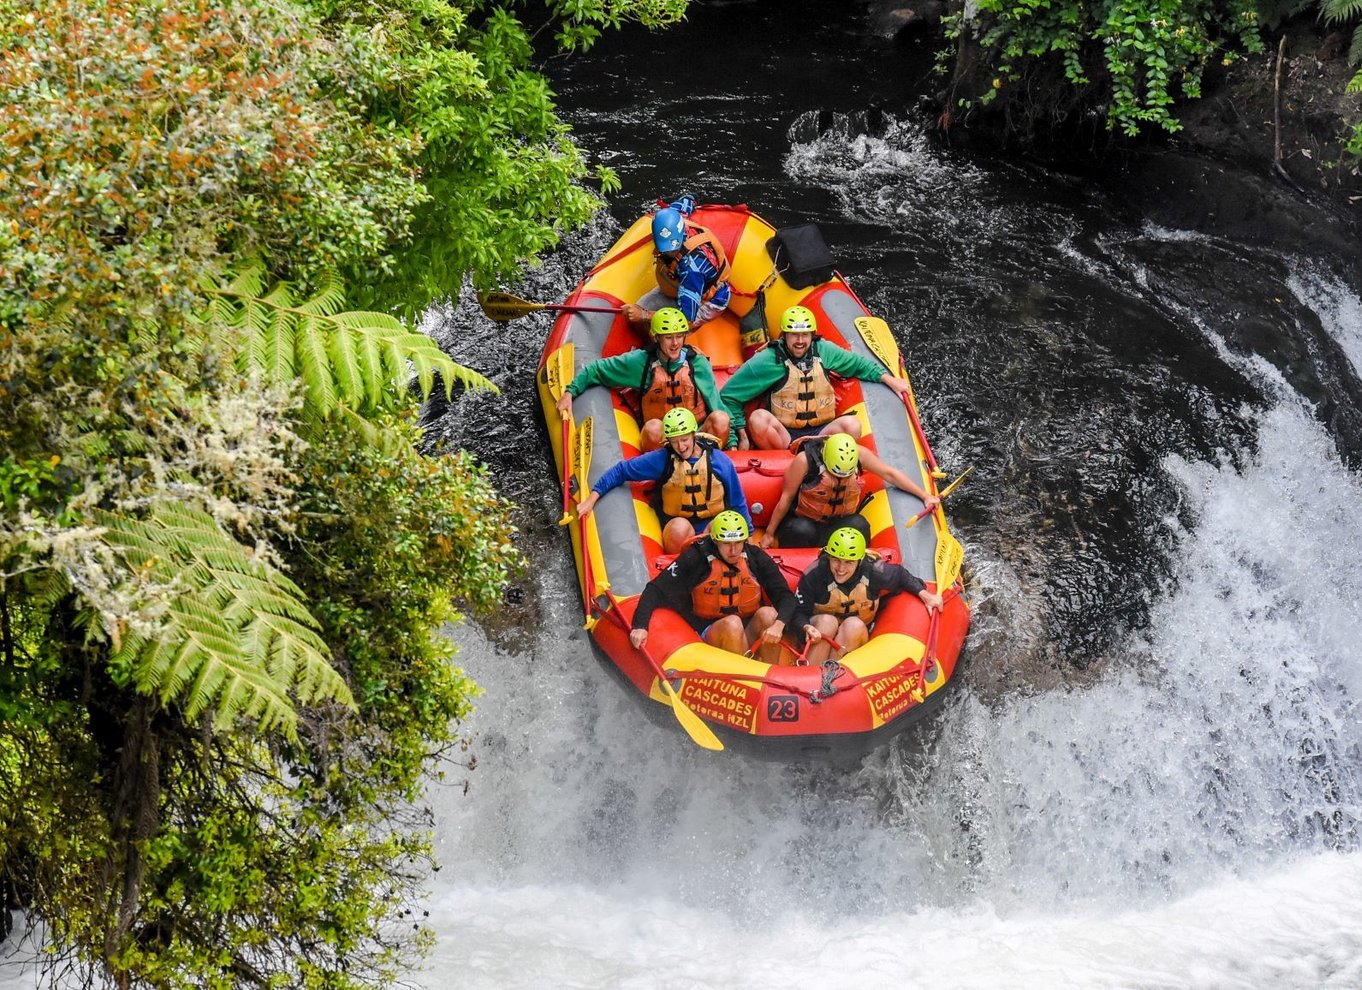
0, 0, 683, 986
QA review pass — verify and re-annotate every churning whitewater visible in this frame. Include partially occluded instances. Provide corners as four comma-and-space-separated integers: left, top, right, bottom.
415, 396, 1362, 989
404, 116, 1362, 987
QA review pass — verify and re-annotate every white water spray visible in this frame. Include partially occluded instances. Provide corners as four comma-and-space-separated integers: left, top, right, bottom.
409, 395, 1362, 988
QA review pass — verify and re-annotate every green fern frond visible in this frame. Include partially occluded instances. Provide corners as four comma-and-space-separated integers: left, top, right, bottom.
1349, 25, 1362, 68
212, 260, 267, 299
296, 269, 347, 318
1322, 0, 1362, 24
353, 325, 387, 409
203, 268, 498, 421
295, 314, 339, 414
27, 568, 70, 612
94, 504, 354, 737
325, 317, 366, 405
333, 403, 392, 452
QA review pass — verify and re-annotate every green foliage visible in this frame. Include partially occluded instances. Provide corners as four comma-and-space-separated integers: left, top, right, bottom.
1, 0, 671, 984
290, 415, 519, 775
950, 0, 1264, 135
0, 0, 426, 330
1323, 0, 1362, 25
306, 0, 688, 315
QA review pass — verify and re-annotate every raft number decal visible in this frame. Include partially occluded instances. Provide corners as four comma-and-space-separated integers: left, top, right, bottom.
767, 695, 799, 722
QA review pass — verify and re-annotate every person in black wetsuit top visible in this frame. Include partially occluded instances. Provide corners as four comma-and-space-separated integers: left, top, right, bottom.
630, 510, 796, 663
792, 526, 943, 665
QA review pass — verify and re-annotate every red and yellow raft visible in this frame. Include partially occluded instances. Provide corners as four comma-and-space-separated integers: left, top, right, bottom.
536, 203, 969, 756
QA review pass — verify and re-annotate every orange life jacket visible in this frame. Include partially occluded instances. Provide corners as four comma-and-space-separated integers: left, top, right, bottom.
639, 349, 707, 423
814, 558, 879, 624
768, 341, 837, 430
793, 437, 864, 522
654, 223, 731, 301
658, 439, 726, 521
691, 549, 764, 620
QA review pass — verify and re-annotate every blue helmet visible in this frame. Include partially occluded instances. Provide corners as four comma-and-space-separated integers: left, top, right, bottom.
652, 208, 685, 253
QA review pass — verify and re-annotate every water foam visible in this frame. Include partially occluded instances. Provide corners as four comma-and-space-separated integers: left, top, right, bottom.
409, 395, 1362, 988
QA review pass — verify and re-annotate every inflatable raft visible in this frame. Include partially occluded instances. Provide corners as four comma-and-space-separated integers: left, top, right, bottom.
531, 203, 969, 757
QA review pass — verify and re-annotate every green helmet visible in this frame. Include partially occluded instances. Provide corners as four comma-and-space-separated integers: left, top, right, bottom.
651, 307, 690, 337
781, 305, 817, 335
661, 407, 698, 439
710, 510, 749, 543
825, 527, 866, 562
823, 434, 860, 477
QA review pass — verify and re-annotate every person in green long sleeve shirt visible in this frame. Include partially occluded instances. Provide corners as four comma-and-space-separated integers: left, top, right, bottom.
719, 304, 915, 450
556, 307, 731, 451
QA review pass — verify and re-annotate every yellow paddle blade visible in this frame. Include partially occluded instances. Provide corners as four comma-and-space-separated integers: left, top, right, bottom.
477, 291, 544, 322
543, 343, 573, 401
934, 529, 964, 591
574, 415, 593, 502
659, 677, 724, 751
854, 315, 904, 375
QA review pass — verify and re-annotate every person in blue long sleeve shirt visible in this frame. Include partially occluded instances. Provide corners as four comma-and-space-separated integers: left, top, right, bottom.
576, 407, 750, 554
621, 196, 733, 330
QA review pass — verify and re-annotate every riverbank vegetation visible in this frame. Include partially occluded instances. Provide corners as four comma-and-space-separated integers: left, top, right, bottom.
934, 0, 1362, 184
0, 0, 683, 985
944, 0, 1264, 137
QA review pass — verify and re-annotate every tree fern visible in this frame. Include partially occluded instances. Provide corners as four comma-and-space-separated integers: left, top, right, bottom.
95, 504, 353, 737
200, 262, 496, 420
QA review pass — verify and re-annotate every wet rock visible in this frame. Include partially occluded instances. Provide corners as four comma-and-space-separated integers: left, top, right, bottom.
1097, 152, 1362, 288
867, 0, 946, 39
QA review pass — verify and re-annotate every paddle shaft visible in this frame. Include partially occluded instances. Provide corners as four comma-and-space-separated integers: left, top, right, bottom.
907, 586, 963, 698
899, 391, 940, 477
576, 477, 596, 621
853, 315, 942, 476
905, 466, 973, 529
545, 348, 576, 526
559, 416, 573, 524
539, 303, 621, 316
478, 291, 623, 323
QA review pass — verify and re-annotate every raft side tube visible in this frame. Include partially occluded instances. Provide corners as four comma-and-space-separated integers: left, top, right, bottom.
821, 288, 938, 581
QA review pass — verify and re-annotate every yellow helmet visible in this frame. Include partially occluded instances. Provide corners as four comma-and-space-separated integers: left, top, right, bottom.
650, 307, 690, 337
780, 305, 817, 335
710, 510, 749, 543
823, 434, 860, 477
661, 407, 698, 439
825, 527, 866, 561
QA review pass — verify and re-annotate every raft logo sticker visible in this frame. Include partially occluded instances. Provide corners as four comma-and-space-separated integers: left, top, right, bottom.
767, 695, 799, 722
679, 677, 757, 732
865, 670, 922, 723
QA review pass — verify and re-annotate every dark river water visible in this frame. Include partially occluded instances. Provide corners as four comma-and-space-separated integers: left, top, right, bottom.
7, 3, 1361, 987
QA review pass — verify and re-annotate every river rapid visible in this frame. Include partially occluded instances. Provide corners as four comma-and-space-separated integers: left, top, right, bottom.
410, 4, 1362, 987
5, 3, 1361, 988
